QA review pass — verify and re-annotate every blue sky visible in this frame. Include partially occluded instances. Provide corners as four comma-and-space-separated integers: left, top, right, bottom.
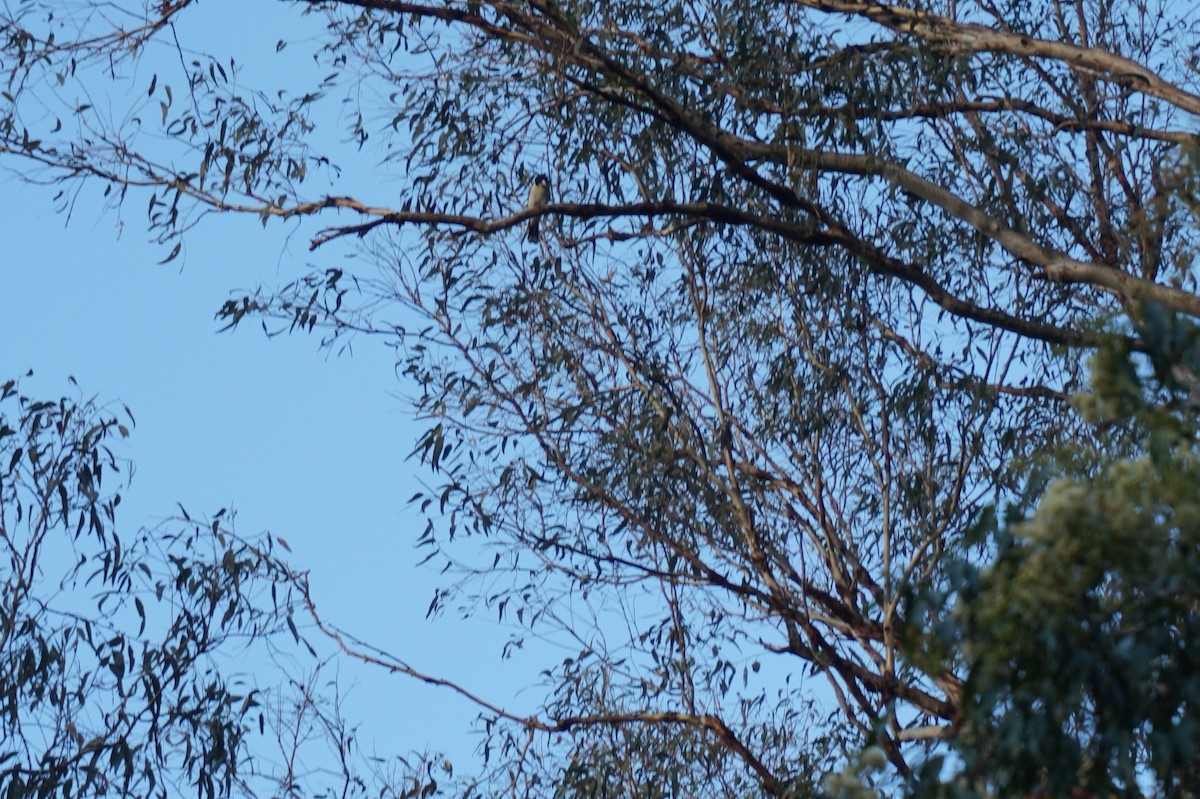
0, 0, 541, 778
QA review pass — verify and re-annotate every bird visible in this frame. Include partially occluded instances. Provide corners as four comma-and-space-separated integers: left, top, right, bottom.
526, 174, 550, 243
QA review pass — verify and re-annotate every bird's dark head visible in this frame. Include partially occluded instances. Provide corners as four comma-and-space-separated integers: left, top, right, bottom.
534, 174, 549, 186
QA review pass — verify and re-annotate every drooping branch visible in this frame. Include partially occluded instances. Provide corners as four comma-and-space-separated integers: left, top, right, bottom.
296, 570, 789, 795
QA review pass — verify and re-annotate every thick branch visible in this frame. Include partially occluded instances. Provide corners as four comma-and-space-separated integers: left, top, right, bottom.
793, 0, 1200, 116
730, 141, 1200, 319
305, 195, 1106, 348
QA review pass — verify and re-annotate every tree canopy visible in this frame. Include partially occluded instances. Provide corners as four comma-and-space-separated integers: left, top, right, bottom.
4, 0, 1200, 797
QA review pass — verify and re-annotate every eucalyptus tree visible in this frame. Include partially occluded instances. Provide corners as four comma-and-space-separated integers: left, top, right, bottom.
3, 0, 1200, 796
0, 377, 303, 798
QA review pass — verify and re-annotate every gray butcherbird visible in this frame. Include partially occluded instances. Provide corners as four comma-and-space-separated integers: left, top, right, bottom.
526, 174, 550, 242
